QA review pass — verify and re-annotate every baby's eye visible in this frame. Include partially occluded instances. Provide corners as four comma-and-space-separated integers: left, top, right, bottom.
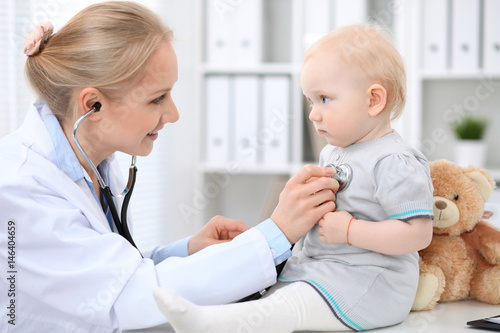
321, 96, 331, 103
309, 99, 314, 109
152, 94, 166, 105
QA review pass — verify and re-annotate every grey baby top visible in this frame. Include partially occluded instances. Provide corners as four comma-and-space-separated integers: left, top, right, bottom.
279, 131, 434, 331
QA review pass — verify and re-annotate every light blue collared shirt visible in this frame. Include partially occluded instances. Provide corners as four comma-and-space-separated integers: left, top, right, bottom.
151, 219, 291, 265
255, 218, 292, 266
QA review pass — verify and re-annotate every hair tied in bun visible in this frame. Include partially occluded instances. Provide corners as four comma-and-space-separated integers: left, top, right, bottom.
24, 21, 54, 56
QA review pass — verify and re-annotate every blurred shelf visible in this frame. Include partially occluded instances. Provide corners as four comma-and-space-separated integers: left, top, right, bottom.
487, 168, 500, 182
200, 162, 294, 175
200, 63, 298, 75
199, 161, 328, 176
420, 71, 500, 80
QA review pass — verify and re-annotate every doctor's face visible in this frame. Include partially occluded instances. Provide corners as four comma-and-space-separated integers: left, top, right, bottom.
101, 41, 179, 157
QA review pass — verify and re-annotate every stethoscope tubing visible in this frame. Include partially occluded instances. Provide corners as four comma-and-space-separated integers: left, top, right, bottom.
72, 109, 107, 189
120, 164, 138, 247
101, 184, 140, 251
73, 106, 142, 256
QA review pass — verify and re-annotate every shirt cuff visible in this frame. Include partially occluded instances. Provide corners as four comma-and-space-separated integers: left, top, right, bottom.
151, 235, 192, 265
255, 218, 292, 266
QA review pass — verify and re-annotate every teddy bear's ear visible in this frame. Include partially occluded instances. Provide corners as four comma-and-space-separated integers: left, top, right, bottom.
464, 168, 496, 202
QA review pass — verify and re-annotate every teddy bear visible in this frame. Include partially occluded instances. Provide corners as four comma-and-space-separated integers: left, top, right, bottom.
411, 159, 500, 311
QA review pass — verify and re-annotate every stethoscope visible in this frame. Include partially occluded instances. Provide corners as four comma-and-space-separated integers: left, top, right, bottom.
72, 102, 141, 254
326, 163, 352, 192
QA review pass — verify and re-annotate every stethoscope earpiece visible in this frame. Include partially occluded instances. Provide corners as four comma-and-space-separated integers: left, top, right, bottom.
92, 102, 102, 112
326, 163, 352, 192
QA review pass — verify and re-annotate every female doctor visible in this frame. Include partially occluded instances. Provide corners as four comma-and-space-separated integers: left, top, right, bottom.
0, 2, 338, 332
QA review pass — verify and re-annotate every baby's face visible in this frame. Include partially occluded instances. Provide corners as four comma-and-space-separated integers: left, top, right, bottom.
301, 49, 382, 147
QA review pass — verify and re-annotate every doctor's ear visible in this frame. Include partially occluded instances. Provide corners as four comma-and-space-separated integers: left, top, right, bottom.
78, 88, 104, 120
367, 84, 387, 117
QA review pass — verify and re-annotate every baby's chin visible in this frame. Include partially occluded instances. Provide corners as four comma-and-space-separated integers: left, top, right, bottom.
326, 137, 352, 148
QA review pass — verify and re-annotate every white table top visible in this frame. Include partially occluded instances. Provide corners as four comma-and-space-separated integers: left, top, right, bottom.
367, 300, 500, 333
125, 299, 500, 332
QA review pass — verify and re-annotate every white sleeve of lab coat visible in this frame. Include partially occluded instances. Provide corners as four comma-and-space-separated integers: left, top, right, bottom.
114, 227, 277, 329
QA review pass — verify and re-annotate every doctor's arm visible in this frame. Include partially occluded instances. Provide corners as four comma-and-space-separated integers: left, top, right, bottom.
269, 164, 338, 244
190, 165, 339, 252
187, 215, 250, 255
192, 165, 340, 259
158, 165, 339, 261
150, 215, 249, 264
248, 165, 340, 266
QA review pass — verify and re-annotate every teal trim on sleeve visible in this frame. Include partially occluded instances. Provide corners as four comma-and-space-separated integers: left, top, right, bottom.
389, 209, 434, 219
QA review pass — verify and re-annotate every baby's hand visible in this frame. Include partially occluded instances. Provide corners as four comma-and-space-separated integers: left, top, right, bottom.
318, 211, 353, 244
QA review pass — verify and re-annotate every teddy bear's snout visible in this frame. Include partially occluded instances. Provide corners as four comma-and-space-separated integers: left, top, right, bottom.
435, 200, 447, 210
432, 196, 460, 229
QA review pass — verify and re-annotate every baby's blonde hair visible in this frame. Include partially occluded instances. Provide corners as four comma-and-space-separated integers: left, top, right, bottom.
308, 24, 406, 119
25, 1, 173, 120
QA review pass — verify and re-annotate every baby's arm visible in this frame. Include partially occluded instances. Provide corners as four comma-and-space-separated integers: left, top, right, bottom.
318, 210, 433, 255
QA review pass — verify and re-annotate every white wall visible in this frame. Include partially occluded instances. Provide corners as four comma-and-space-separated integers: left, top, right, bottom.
159, 0, 202, 242
486, 188, 500, 228
421, 79, 500, 168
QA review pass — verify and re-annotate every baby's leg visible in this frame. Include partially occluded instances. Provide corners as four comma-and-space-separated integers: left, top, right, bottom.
153, 282, 347, 333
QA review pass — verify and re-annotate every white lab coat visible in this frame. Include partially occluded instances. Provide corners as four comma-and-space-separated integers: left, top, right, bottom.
0, 104, 277, 332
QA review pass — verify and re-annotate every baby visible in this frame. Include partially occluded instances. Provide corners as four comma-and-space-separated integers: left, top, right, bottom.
153, 24, 434, 332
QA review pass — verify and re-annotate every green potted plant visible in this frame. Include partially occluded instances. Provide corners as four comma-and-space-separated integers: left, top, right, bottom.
452, 113, 488, 167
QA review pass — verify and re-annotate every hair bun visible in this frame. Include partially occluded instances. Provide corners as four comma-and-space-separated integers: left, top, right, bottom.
24, 21, 54, 56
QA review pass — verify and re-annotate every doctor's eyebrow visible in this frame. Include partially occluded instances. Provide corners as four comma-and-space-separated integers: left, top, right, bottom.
149, 87, 172, 96
149, 79, 178, 96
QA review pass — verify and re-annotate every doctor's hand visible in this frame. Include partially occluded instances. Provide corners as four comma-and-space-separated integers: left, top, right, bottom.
188, 215, 250, 255
271, 165, 339, 244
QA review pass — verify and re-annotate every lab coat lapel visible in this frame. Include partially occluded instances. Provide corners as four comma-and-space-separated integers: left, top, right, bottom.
20, 103, 113, 235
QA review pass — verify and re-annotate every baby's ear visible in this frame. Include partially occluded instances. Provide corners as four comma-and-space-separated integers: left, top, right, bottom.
368, 84, 387, 117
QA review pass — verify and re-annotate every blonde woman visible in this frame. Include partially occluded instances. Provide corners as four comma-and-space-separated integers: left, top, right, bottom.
0, 2, 338, 332
154, 24, 435, 332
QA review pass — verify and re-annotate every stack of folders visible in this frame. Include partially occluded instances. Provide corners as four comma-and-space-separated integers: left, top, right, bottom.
204, 0, 292, 167
204, 75, 291, 167
205, 0, 262, 65
422, 0, 500, 72
302, 0, 367, 53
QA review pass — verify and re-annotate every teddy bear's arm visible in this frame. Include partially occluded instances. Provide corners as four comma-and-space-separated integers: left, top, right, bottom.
463, 221, 500, 265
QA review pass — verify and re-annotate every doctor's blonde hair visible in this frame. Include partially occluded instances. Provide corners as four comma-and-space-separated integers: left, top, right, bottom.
25, 1, 174, 120
305, 24, 406, 119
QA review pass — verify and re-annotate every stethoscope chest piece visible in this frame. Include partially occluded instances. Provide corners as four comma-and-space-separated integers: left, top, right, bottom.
326, 163, 352, 192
